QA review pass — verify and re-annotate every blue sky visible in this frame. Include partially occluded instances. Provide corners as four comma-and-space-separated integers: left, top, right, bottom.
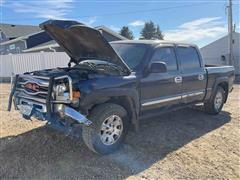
1, 0, 239, 47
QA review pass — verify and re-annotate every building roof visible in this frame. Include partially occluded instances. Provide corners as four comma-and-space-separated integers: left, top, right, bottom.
95, 25, 127, 40
0, 23, 41, 39
0, 30, 45, 45
200, 32, 240, 50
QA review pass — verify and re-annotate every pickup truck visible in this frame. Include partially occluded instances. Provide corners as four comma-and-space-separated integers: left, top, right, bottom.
8, 20, 235, 154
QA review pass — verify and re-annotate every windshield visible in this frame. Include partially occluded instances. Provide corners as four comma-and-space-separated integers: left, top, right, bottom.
110, 43, 148, 69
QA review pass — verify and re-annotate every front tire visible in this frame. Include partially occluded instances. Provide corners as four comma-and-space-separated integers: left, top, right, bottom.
204, 86, 225, 114
82, 103, 129, 154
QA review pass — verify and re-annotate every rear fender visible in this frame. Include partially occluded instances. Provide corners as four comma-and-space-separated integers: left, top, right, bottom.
208, 77, 229, 102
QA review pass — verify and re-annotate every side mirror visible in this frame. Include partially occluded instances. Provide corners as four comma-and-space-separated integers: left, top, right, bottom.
149, 62, 167, 73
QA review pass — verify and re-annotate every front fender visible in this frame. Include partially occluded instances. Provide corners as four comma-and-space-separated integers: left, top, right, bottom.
79, 87, 140, 130
79, 88, 140, 112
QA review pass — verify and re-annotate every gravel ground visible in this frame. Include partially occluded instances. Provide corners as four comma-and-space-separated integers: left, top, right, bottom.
0, 83, 239, 180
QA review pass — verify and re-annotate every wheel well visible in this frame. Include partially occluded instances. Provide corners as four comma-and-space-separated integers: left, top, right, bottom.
102, 96, 138, 130
87, 96, 139, 131
217, 82, 229, 102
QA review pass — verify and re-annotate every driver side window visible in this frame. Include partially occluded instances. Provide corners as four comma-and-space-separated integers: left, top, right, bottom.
151, 47, 178, 71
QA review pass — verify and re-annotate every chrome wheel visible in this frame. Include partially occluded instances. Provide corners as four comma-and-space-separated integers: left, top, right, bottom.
100, 115, 123, 145
214, 91, 223, 110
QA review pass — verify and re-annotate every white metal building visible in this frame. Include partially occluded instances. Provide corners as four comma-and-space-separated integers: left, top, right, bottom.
200, 32, 240, 75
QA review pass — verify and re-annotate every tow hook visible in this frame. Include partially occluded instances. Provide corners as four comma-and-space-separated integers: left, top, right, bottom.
55, 104, 92, 126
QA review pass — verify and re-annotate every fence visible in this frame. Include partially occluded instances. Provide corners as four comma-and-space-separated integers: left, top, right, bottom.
1, 52, 239, 79
0, 52, 69, 78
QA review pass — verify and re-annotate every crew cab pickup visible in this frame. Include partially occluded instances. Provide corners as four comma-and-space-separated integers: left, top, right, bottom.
8, 20, 235, 154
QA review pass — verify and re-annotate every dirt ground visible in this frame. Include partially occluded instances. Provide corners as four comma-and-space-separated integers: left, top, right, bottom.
0, 83, 239, 180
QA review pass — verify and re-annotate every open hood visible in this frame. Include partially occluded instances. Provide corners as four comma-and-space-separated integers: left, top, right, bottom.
40, 20, 131, 74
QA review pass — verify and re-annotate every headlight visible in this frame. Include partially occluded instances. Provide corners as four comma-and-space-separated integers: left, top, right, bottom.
55, 84, 67, 96
55, 84, 70, 101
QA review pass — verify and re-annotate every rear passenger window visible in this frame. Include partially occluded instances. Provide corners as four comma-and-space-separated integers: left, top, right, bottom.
177, 47, 201, 70
151, 47, 177, 71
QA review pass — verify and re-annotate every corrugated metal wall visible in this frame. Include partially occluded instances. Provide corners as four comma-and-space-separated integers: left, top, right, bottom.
0, 52, 69, 77
200, 33, 240, 75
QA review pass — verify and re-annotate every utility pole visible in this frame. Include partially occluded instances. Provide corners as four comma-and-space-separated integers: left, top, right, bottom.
227, 0, 233, 65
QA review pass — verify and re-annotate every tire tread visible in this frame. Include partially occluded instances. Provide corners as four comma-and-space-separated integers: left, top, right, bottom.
204, 86, 225, 115
82, 103, 128, 154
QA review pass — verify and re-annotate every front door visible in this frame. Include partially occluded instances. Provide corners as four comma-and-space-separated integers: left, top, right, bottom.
141, 46, 182, 110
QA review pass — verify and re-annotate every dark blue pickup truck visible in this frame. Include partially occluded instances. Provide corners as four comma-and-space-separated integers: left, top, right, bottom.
8, 20, 235, 154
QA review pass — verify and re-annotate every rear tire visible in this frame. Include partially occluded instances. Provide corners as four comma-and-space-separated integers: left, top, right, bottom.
204, 86, 225, 115
82, 103, 129, 154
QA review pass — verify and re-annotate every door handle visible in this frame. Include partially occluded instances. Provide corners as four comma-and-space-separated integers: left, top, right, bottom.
174, 76, 182, 83
198, 74, 204, 80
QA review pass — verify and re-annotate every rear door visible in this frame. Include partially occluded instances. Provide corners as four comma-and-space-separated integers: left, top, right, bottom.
176, 45, 207, 103
141, 45, 182, 109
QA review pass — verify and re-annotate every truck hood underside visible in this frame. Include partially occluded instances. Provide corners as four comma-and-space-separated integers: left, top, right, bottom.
40, 20, 130, 74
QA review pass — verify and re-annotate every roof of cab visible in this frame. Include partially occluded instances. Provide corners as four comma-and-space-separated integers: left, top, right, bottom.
110, 39, 197, 47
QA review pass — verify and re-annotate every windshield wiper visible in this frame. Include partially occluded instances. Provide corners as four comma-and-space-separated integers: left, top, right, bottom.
95, 63, 125, 73
77, 60, 127, 74
81, 61, 96, 69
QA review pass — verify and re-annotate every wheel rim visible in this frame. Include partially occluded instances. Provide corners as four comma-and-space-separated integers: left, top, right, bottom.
100, 115, 123, 145
214, 91, 223, 110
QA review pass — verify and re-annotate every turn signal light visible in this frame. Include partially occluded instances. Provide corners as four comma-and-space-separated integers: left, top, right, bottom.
73, 90, 81, 98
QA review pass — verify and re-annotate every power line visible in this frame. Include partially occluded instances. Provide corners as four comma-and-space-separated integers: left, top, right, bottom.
73, 3, 211, 18
3, 3, 215, 21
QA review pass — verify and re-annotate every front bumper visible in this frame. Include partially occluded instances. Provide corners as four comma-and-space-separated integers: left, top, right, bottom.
8, 74, 92, 127
15, 98, 92, 126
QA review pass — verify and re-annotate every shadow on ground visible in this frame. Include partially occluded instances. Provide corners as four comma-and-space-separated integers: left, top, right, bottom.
0, 108, 231, 179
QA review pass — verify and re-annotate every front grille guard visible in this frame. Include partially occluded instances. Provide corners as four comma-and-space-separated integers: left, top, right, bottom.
8, 74, 19, 111
8, 74, 73, 120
